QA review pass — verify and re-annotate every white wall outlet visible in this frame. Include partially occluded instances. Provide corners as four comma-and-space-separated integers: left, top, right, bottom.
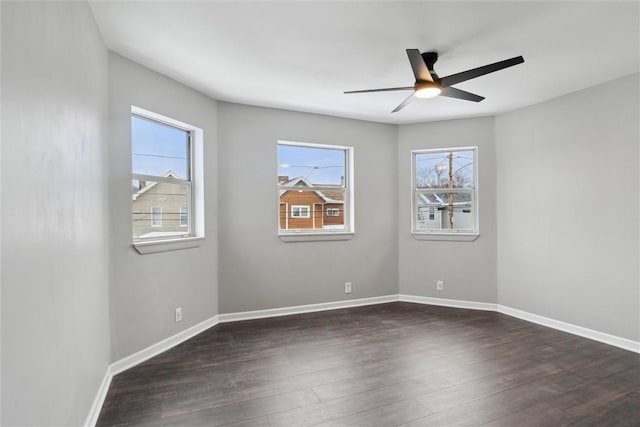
344, 282, 352, 294
175, 307, 182, 322
436, 280, 444, 291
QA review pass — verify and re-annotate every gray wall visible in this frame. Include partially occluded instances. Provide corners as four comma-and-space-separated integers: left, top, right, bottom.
0, 5, 637, 424
398, 117, 498, 303
1, 2, 111, 425
108, 54, 219, 361
495, 73, 640, 341
217, 103, 397, 313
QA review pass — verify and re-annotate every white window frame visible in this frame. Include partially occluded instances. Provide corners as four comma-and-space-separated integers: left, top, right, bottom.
411, 146, 479, 242
291, 205, 310, 218
150, 206, 162, 227
326, 208, 340, 217
131, 106, 205, 254
277, 140, 354, 242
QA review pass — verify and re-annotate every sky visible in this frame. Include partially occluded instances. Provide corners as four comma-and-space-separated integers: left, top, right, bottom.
415, 150, 474, 188
132, 115, 189, 179
278, 144, 345, 185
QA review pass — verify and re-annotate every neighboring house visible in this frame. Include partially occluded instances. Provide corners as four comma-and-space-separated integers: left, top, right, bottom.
416, 193, 473, 230
278, 176, 344, 231
132, 171, 189, 239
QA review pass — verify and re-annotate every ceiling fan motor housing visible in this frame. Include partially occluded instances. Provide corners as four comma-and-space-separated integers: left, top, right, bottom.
421, 51, 439, 71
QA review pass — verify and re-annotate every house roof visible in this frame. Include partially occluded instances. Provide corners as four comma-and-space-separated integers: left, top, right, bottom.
132, 171, 181, 201
419, 193, 471, 207
279, 176, 344, 204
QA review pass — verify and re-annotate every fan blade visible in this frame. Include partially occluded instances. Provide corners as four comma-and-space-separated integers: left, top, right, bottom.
440, 87, 485, 102
344, 86, 414, 94
440, 56, 524, 88
392, 93, 415, 113
406, 49, 434, 83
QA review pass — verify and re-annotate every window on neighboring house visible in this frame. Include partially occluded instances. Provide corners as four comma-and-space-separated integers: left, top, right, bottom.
326, 208, 340, 217
180, 207, 188, 227
278, 141, 354, 240
291, 205, 310, 218
131, 107, 205, 253
412, 147, 478, 240
150, 206, 162, 227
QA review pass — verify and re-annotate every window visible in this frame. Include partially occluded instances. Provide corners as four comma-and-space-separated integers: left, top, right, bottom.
180, 207, 188, 227
291, 205, 310, 218
150, 206, 162, 227
131, 106, 205, 254
412, 147, 478, 241
326, 208, 340, 217
278, 141, 354, 241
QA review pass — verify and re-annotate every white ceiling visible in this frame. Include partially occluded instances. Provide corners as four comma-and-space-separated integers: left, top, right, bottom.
89, 1, 639, 124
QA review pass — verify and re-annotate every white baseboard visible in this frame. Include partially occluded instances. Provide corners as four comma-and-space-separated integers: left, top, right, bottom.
398, 294, 497, 311
497, 304, 640, 354
218, 295, 399, 323
110, 315, 220, 375
86, 315, 220, 426
88, 293, 639, 425
398, 295, 639, 354
84, 366, 113, 427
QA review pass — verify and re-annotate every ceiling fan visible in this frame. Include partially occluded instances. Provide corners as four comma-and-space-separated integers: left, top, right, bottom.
344, 49, 524, 113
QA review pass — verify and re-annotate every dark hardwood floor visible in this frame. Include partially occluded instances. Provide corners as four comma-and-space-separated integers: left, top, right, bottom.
96, 302, 640, 426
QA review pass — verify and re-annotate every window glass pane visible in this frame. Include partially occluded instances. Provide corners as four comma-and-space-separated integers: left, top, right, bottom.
278, 145, 346, 186
415, 192, 474, 231
132, 178, 190, 239
132, 115, 190, 180
180, 207, 188, 227
415, 150, 474, 189
151, 206, 162, 226
279, 189, 345, 231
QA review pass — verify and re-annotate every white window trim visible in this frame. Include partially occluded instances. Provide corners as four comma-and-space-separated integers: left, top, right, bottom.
133, 237, 205, 254
411, 146, 479, 242
277, 140, 354, 242
291, 205, 310, 218
150, 206, 162, 227
131, 106, 205, 254
326, 208, 340, 217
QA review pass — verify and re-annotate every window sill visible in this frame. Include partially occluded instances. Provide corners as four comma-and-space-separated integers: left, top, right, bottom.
279, 232, 355, 243
412, 232, 479, 242
133, 236, 205, 254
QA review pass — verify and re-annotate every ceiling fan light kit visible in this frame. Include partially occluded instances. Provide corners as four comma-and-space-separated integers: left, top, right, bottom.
344, 49, 524, 113
414, 82, 441, 99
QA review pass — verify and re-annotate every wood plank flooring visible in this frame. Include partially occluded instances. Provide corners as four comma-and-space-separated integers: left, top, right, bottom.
96, 302, 640, 426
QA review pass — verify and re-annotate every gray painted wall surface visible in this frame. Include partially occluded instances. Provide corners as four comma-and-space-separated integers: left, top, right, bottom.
1, 3, 3, 423
108, 54, 219, 361
1, 2, 111, 425
495, 74, 640, 341
217, 103, 397, 313
398, 117, 498, 303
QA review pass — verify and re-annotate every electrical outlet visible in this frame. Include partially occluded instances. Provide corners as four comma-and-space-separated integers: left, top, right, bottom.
436, 280, 444, 291
175, 307, 182, 322
345, 282, 352, 294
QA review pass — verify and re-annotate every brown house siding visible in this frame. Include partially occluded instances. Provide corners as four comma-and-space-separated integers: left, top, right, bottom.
280, 191, 323, 229
279, 190, 344, 230
323, 203, 344, 226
